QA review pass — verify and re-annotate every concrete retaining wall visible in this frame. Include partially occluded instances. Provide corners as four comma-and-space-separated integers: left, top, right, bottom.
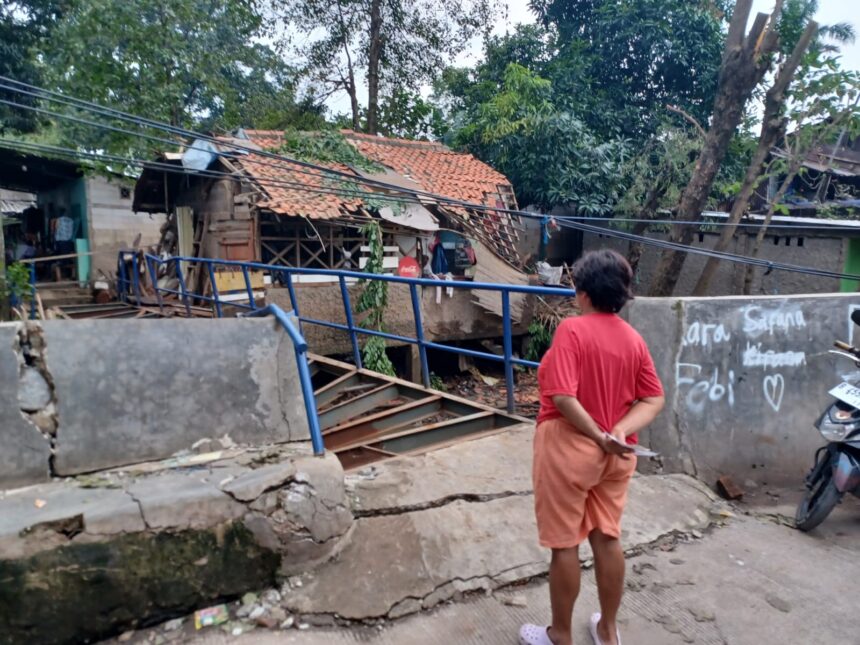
584, 231, 846, 296
626, 293, 860, 486
1, 319, 310, 489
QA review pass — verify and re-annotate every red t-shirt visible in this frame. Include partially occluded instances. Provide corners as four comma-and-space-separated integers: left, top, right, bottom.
536, 313, 663, 444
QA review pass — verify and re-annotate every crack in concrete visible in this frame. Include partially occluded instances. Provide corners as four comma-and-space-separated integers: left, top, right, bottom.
287, 520, 721, 625
384, 558, 551, 618
124, 488, 151, 530
352, 489, 533, 518
15, 322, 59, 477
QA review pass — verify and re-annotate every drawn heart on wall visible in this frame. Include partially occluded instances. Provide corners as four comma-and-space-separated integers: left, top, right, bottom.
763, 374, 785, 412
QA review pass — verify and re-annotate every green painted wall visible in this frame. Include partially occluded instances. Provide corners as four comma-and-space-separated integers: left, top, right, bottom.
841, 238, 860, 292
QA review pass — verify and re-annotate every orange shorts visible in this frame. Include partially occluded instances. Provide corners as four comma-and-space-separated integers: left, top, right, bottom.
533, 418, 636, 549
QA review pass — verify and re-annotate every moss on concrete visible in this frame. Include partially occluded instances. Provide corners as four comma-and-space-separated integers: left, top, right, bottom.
0, 521, 279, 645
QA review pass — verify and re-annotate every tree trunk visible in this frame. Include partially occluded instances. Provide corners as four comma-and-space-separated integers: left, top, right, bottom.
692, 21, 817, 296
366, 0, 382, 134
335, 2, 362, 131
647, 0, 783, 297
347, 75, 361, 131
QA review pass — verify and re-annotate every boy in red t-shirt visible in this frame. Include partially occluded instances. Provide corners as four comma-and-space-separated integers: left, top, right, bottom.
519, 250, 664, 645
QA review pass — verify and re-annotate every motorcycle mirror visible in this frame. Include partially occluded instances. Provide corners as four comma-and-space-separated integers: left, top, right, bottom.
852, 309, 860, 327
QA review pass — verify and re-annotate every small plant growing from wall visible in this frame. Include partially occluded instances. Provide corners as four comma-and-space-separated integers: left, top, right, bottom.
525, 319, 555, 362
0, 262, 32, 321
356, 220, 396, 376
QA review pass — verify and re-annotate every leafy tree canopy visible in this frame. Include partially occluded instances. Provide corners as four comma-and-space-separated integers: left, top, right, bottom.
4, 0, 324, 156
450, 63, 629, 212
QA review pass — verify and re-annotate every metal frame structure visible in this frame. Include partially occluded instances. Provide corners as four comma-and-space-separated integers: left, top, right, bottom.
116, 253, 577, 405
105, 252, 577, 462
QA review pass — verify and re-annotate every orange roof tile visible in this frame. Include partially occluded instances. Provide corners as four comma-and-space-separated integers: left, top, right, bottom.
342, 130, 515, 207
232, 129, 516, 220
235, 130, 363, 219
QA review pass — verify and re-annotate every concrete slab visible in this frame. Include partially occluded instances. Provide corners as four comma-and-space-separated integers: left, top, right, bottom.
628, 293, 860, 486
296, 426, 717, 621
46, 318, 310, 476
0, 323, 51, 489
176, 498, 860, 645
347, 423, 534, 514
127, 472, 247, 530
0, 447, 352, 644
0, 483, 145, 559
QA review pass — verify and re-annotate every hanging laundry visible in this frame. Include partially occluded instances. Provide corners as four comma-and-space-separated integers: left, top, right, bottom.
431, 241, 449, 275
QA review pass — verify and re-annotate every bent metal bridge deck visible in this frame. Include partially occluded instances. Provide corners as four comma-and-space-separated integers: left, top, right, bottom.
310, 354, 526, 470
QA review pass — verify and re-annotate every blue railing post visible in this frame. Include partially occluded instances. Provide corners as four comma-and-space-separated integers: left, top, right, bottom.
146, 256, 164, 314
295, 346, 324, 455
29, 262, 36, 320
502, 290, 515, 414
241, 265, 256, 309
338, 275, 362, 369
284, 271, 300, 327
175, 258, 192, 317
131, 253, 142, 306
206, 261, 223, 318
118, 254, 128, 303
409, 284, 431, 388
241, 304, 325, 456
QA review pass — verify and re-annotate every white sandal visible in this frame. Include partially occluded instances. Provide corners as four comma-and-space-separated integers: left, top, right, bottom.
589, 612, 621, 645
519, 623, 554, 645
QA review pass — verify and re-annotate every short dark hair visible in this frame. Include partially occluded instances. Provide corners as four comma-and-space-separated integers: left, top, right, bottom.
571, 249, 634, 313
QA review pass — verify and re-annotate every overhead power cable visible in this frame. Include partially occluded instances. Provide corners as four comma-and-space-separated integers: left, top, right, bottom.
0, 139, 427, 208
2, 80, 860, 283
5, 137, 858, 284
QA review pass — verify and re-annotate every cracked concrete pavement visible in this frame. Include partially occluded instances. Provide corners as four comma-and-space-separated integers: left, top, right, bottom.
155, 494, 860, 645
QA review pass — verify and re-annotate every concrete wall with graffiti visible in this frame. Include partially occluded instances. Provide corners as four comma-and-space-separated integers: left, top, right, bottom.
625, 293, 860, 486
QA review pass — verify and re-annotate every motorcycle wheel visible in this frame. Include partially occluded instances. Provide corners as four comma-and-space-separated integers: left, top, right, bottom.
795, 469, 842, 532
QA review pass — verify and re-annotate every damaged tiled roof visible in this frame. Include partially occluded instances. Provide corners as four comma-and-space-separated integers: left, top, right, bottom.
232, 129, 521, 265
235, 129, 517, 218
235, 130, 362, 220
341, 130, 515, 207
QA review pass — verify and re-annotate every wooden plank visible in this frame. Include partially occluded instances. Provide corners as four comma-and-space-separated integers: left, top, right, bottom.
213, 269, 265, 292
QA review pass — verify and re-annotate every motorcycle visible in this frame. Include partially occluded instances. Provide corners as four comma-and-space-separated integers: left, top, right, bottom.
795, 310, 860, 531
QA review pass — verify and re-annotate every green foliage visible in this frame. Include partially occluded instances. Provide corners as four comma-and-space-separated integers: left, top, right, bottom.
527, 0, 726, 140
429, 373, 447, 392
616, 126, 701, 218
451, 63, 629, 211
0, 1, 63, 134
377, 89, 435, 139
277, 0, 500, 135
356, 220, 395, 376
1, 262, 32, 318
525, 319, 555, 362
37, 0, 317, 155
270, 130, 383, 172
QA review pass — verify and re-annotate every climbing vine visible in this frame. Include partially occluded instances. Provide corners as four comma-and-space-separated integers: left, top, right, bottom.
356, 220, 396, 376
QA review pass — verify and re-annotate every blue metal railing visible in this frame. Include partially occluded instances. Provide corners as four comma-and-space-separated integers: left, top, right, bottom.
115, 253, 577, 447
240, 304, 324, 456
